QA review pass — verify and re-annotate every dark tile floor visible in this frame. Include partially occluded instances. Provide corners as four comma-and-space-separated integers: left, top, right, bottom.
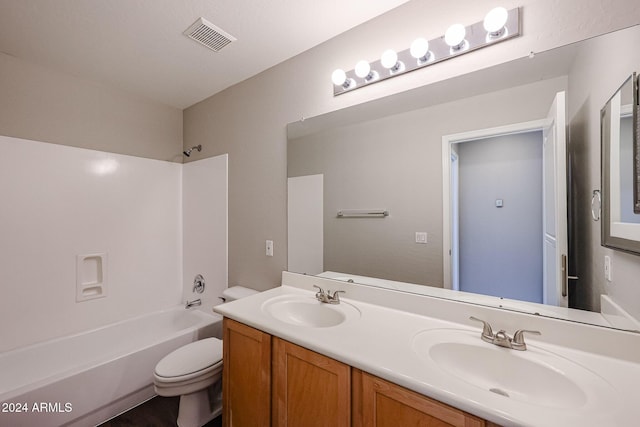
99, 396, 222, 427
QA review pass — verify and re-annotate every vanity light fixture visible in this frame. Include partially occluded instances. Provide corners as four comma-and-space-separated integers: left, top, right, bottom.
381, 49, 405, 74
332, 7, 521, 96
331, 68, 354, 89
355, 60, 378, 82
444, 24, 468, 52
410, 37, 432, 65
484, 6, 509, 39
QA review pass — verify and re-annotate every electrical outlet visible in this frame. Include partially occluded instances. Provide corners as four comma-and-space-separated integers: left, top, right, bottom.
604, 255, 612, 282
415, 232, 428, 244
266, 240, 274, 257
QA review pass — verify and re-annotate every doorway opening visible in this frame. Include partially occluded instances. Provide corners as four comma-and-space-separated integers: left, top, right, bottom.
442, 119, 563, 305
450, 129, 544, 303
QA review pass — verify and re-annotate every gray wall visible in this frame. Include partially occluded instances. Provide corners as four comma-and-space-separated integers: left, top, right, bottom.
0, 52, 183, 161
458, 132, 543, 302
288, 79, 565, 287
184, 0, 639, 291
568, 25, 640, 316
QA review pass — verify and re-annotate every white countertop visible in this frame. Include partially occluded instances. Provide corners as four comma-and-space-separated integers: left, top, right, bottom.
214, 274, 640, 426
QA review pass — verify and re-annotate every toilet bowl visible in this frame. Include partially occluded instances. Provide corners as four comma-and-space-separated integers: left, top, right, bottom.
153, 286, 259, 427
154, 338, 223, 427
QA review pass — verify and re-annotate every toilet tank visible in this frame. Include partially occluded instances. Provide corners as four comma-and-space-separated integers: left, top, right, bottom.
221, 286, 259, 302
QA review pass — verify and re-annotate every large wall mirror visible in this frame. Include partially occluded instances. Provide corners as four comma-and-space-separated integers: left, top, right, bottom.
602, 73, 640, 254
287, 25, 640, 331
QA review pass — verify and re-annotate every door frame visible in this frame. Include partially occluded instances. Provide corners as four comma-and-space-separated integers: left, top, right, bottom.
442, 119, 547, 290
450, 151, 459, 291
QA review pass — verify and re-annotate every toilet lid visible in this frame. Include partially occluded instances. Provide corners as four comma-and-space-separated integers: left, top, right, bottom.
155, 337, 223, 378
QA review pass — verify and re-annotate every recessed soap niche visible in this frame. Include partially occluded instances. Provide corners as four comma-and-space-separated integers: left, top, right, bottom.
76, 253, 107, 302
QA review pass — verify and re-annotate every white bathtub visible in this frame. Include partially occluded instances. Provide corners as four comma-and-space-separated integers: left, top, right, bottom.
0, 306, 222, 427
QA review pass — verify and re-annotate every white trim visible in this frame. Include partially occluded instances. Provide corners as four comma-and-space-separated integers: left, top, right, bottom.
441, 119, 547, 289
450, 151, 460, 291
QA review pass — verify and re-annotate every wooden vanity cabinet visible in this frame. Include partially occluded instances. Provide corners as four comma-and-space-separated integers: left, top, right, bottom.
272, 338, 351, 427
352, 370, 488, 427
222, 319, 498, 427
222, 319, 350, 427
222, 318, 272, 427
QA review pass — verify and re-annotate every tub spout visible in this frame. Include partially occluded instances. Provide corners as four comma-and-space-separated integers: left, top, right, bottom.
185, 298, 202, 309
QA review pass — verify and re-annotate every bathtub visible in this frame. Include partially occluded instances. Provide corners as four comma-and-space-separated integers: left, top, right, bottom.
0, 306, 222, 427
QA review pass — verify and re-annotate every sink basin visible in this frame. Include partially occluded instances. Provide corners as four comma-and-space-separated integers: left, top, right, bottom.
412, 329, 615, 409
261, 294, 361, 328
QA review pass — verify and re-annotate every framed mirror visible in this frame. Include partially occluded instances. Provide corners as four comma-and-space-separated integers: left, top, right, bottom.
602, 73, 640, 254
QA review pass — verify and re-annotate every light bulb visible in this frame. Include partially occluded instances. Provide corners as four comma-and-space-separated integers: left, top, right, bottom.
484, 7, 508, 35
355, 60, 371, 79
410, 38, 430, 62
381, 49, 398, 69
444, 24, 466, 49
331, 69, 347, 86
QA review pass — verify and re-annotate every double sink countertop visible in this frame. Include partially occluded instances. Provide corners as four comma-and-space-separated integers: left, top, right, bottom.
214, 272, 640, 427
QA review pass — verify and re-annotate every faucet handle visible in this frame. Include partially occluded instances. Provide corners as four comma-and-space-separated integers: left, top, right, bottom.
469, 316, 494, 340
328, 290, 345, 304
512, 329, 541, 350
313, 285, 325, 295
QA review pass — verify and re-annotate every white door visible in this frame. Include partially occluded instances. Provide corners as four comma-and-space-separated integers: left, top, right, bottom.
542, 91, 568, 307
287, 174, 324, 275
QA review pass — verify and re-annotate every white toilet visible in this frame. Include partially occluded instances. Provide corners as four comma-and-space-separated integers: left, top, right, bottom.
153, 286, 258, 427
154, 338, 223, 427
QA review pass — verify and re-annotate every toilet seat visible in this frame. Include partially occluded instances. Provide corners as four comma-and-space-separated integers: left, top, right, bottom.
154, 338, 223, 383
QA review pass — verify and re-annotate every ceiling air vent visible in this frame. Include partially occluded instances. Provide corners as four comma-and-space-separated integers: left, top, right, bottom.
183, 17, 236, 52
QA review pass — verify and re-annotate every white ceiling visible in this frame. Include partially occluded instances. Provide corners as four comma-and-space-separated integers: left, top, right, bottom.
0, 0, 410, 109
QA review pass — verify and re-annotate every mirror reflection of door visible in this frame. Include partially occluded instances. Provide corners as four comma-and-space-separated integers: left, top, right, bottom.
453, 130, 544, 303
542, 91, 568, 307
447, 92, 568, 307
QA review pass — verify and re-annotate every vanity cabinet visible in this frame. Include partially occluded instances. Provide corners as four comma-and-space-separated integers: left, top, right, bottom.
222, 319, 498, 427
222, 318, 272, 427
352, 370, 488, 427
273, 337, 351, 426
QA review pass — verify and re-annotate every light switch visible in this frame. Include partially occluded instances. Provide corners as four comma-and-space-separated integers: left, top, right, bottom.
415, 232, 428, 244
496, 199, 504, 208
604, 255, 612, 281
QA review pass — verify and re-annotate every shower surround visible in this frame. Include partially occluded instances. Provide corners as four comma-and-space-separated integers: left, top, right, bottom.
0, 134, 228, 353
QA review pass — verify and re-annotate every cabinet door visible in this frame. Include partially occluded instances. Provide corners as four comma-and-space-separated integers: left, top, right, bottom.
223, 318, 271, 427
354, 370, 486, 427
273, 338, 350, 427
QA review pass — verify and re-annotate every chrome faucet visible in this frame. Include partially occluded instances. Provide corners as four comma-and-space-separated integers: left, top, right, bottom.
313, 285, 345, 304
469, 316, 541, 351
185, 298, 202, 309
